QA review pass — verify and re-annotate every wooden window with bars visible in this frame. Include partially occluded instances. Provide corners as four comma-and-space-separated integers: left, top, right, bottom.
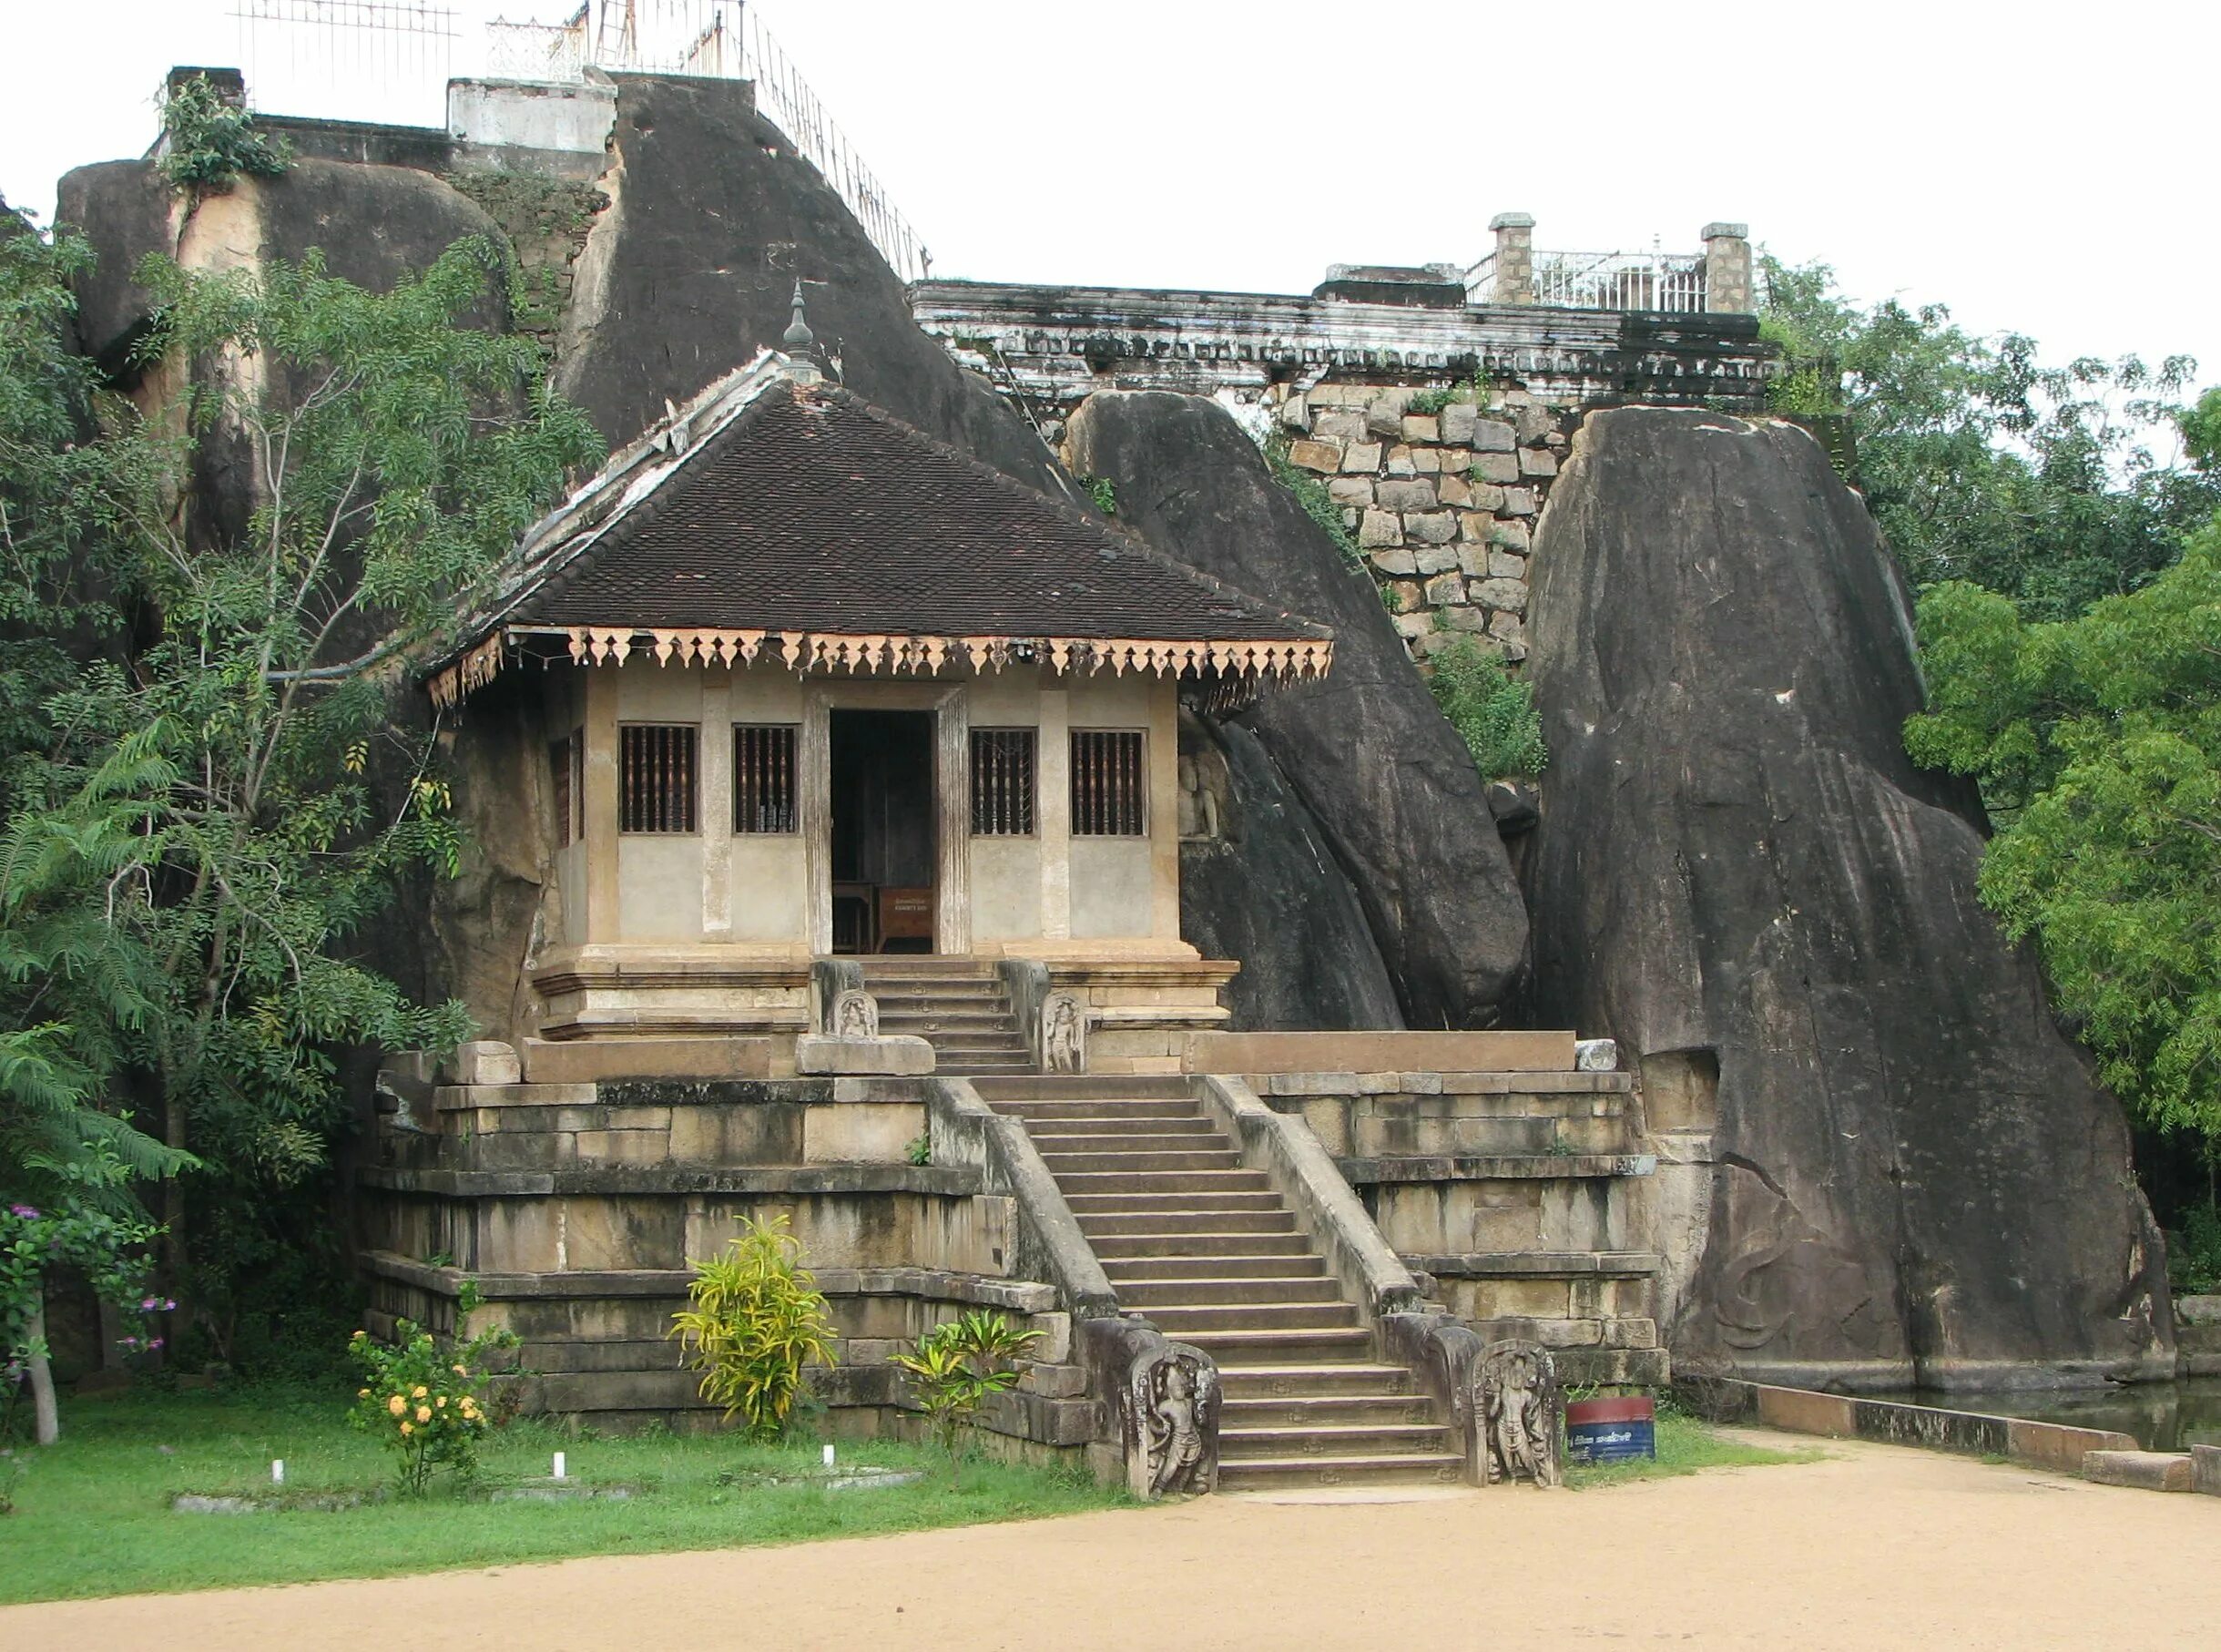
734, 724, 799, 834
549, 729, 583, 847
971, 728, 1036, 836
1071, 729, 1146, 837
618, 723, 698, 833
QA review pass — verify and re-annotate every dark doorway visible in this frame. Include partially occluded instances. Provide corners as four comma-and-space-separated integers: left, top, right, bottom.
829, 709, 936, 953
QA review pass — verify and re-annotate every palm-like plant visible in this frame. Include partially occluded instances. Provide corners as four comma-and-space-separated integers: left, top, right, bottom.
670, 1217, 838, 1437
891, 1310, 1044, 1484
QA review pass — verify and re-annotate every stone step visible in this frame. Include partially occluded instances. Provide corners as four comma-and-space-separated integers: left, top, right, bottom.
860, 960, 998, 977
1215, 1362, 1416, 1399
870, 982, 1008, 1001
1066, 1190, 1286, 1217
1054, 1169, 1272, 1196
1088, 1229, 1311, 1258
1079, 1210, 1299, 1239
879, 1011, 1018, 1033
1221, 1394, 1439, 1428
1218, 1422, 1454, 1461
989, 1098, 1202, 1122
908, 1029, 1030, 1050
972, 1075, 1195, 1101
1215, 1453, 1464, 1491
1143, 1301, 1361, 1334
1040, 1149, 1246, 1174
1115, 1275, 1345, 1309
1100, 1253, 1327, 1280
1171, 1326, 1375, 1361
1025, 1121, 1221, 1143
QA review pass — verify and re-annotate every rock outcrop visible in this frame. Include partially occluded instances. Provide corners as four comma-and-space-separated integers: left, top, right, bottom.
556, 74, 1065, 496
1178, 716, 1404, 1030
1523, 407, 2172, 1387
1065, 391, 1529, 1027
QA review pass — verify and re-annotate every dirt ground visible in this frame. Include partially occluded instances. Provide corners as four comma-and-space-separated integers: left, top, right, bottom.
7, 1432, 2218, 1649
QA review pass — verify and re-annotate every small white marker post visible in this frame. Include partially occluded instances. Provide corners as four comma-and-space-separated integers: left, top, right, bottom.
822, 1443, 835, 1469
552, 1451, 567, 1482
271, 1460, 284, 1485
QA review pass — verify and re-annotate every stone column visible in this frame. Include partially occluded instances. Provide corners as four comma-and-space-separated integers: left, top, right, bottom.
1037, 684, 1072, 940
582, 667, 620, 942
800, 691, 832, 955
1703, 222, 1753, 313
1146, 678, 1181, 942
698, 672, 733, 935
934, 687, 972, 955
1487, 212, 1535, 305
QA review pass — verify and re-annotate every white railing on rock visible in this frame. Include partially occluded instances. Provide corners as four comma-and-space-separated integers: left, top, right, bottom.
1469, 249, 1708, 313
484, 2, 929, 283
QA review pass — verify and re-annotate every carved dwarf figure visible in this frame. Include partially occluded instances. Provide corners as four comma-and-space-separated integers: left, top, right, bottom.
1127, 1342, 1219, 1497
830, 988, 879, 1038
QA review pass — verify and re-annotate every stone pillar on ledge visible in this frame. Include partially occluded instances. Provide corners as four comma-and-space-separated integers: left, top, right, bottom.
1487, 212, 1535, 306
1703, 222, 1754, 313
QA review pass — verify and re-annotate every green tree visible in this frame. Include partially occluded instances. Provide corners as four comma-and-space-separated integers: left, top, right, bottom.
1760, 258, 2216, 620
1907, 523, 2221, 1147
0, 227, 601, 1362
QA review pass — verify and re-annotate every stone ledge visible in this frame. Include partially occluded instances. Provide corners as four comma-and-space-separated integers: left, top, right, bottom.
358, 1164, 983, 1198
362, 1250, 1054, 1312
2083, 1450, 2193, 1492
1406, 1250, 1662, 1278
2194, 1443, 2221, 1496
1338, 1153, 1656, 1184
1675, 1376, 2140, 1474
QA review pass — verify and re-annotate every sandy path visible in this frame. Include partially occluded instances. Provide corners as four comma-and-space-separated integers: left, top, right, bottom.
7, 1433, 2217, 1649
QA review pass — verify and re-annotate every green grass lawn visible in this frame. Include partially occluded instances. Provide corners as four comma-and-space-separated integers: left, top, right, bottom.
0, 1384, 1124, 1605
1565, 1413, 1824, 1488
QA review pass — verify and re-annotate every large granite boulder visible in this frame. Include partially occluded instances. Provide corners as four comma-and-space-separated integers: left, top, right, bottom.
1524, 407, 2173, 1387
1179, 715, 1403, 1030
1065, 391, 1529, 1027
557, 74, 1065, 491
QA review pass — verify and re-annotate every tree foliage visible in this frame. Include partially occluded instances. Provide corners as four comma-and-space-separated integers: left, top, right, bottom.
1907, 528, 2221, 1144
0, 215, 601, 1364
1427, 637, 1547, 780
157, 75, 291, 198
1760, 258, 2217, 621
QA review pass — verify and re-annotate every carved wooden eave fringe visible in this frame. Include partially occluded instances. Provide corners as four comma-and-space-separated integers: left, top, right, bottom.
427, 627, 1332, 709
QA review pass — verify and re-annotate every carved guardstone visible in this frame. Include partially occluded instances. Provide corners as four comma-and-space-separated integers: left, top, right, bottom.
1470, 1338, 1564, 1487
1122, 1341, 1220, 1498
830, 988, 880, 1038
1040, 990, 1087, 1074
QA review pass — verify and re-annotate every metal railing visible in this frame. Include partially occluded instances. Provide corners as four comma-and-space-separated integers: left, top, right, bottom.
484, 2, 930, 283
1468, 249, 1708, 313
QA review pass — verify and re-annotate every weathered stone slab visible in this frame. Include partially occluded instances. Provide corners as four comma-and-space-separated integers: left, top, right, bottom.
521, 1037, 774, 1084
1472, 577, 1527, 613
1405, 511, 1457, 545
1358, 508, 1402, 548
2083, 1450, 2193, 1492
1326, 475, 1373, 505
1472, 419, 1516, 453
1376, 478, 1437, 512
1341, 441, 1382, 473
1470, 452, 1520, 484
795, 1035, 934, 1076
1415, 546, 1461, 578
1368, 547, 1418, 576
2193, 1443, 2221, 1495
1518, 446, 1559, 476
1191, 1030, 1574, 1073
1287, 437, 1342, 474
448, 1041, 521, 1086
1438, 403, 1479, 444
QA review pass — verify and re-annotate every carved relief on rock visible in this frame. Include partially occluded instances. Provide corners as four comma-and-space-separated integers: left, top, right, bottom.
1124, 1341, 1220, 1498
830, 988, 880, 1038
1472, 1338, 1563, 1487
1041, 991, 1086, 1074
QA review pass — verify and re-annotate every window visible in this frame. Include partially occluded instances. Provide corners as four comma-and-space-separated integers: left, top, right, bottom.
971, 728, 1036, 836
735, 724, 799, 833
1071, 729, 1146, 836
549, 729, 583, 847
618, 723, 698, 833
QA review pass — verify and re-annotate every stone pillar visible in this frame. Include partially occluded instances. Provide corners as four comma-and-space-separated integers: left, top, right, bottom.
582, 667, 620, 942
1703, 222, 1753, 313
698, 672, 733, 935
800, 693, 832, 955
1487, 212, 1535, 305
1038, 685, 1072, 940
934, 688, 972, 955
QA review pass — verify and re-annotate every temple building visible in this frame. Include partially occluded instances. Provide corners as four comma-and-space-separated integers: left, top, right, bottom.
425, 342, 1334, 1078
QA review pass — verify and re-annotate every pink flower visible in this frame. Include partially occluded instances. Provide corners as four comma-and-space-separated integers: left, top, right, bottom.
7, 1204, 37, 1219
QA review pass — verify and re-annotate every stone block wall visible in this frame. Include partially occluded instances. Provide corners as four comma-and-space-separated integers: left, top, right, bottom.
1271, 382, 1573, 664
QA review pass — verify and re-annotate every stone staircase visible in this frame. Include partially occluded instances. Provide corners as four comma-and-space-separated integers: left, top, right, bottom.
861, 959, 1034, 1075
976, 1075, 1461, 1489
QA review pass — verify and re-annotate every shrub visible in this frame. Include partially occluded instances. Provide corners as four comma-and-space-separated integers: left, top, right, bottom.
1427, 637, 1548, 780
345, 1299, 518, 1494
1079, 475, 1117, 515
1263, 441, 1361, 567
670, 1217, 838, 1438
158, 74, 291, 197
891, 1309, 1043, 1484
2170, 1203, 2221, 1295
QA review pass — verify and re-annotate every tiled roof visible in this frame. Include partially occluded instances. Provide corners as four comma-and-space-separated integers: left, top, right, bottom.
495, 378, 1329, 646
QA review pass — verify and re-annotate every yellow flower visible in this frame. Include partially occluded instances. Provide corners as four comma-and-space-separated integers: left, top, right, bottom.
351, 1330, 366, 1340
400, 1421, 413, 1436
387, 1394, 406, 1416
435, 1396, 447, 1408
452, 1364, 467, 1377
358, 1387, 371, 1398
412, 1385, 428, 1399
415, 1405, 432, 1423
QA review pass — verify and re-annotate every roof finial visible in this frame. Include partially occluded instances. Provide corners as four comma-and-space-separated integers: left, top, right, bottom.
782, 280, 815, 350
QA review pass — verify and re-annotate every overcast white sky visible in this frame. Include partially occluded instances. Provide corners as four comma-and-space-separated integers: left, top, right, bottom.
4, 1, 2215, 391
